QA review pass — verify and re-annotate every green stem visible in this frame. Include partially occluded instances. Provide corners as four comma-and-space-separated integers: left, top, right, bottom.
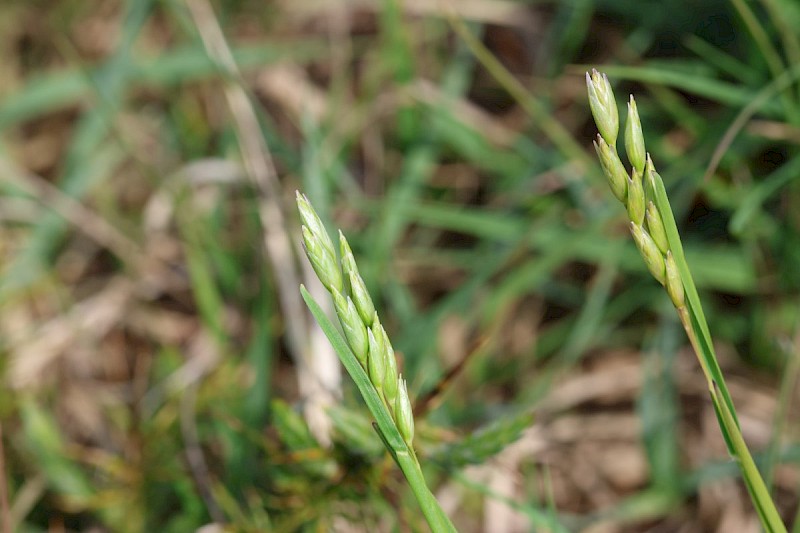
713, 382, 787, 533
676, 306, 713, 388
677, 300, 785, 532
394, 450, 457, 533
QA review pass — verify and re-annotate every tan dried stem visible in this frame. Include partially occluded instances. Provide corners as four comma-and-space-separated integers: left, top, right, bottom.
0, 158, 143, 271
184, 0, 339, 445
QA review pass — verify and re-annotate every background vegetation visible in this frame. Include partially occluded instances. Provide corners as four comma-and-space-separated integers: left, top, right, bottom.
0, 0, 798, 531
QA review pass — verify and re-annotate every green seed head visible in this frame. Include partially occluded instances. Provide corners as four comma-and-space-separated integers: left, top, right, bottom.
301, 225, 343, 293
367, 323, 386, 396
627, 168, 646, 226
646, 201, 669, 254
587, 69, 619, 145
630, 222, 666, 285
644, 154, 661, 201
331, 287, 368, 366
395, 376, 414, 445
382, 328, 399, 407
348, 270, 376, 327
339, 233, 376, 325
593, 135, 628, 203
339, 231, 357, 291
664, 251, 685, 308
625, 95, 646, 173
296, 191, 336, 261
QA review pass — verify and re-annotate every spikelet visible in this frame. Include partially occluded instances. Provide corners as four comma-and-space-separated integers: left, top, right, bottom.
587, 69, 619, 145
625, 95, 646, 173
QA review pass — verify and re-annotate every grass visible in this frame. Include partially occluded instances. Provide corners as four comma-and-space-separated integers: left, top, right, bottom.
588, 68, 785, 531
0, 0, 798, 531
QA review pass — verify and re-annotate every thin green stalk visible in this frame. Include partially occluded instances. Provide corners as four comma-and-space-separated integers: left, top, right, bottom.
675, 307, 713, 387
393, 449, 454, 531
653, 119, 787, 533
714, 381, 786, 531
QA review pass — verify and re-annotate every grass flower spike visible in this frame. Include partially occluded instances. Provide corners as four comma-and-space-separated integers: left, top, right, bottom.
645, 201, 669, 254
587, 71, 787, 533
664, 251, 684, 309
297, 192, 337, 260
626, 168, 646, 226
382, 331, 400, 407
629, 222, 665, 285
644, 154, 662, 201
296, 192, 457, 533
593, 135, 628, 202
340, 234, 380, 330
587, 69, 619, 144
367, 327, 387, 397
339, 233, 377, 326
331, 288, 369, 366
301, 225, 343, 293
396, 376, 414, 446
625, 95, 646, 172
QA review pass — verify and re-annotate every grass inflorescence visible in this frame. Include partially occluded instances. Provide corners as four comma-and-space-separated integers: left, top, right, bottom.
3, 1, 799, 531
297, 191, 455, 532
587, 69, 787, 533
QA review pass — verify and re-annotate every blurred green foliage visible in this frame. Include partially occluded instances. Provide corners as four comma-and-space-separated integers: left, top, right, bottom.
0, 0, 798, 530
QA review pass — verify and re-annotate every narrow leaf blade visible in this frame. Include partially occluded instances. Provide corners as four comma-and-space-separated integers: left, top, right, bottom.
300, 285, 407, 451
429, 411, 534, 468
649, 174, 737, 418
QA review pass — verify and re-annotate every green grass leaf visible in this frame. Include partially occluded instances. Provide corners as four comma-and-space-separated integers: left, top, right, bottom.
429, 410, 534, 468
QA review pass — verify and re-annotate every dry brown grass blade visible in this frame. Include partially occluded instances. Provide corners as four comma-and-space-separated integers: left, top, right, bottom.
257, 65, 329, 124
0, 157, 143, 270
281, 0, 538, 29
184, 0, 340, 445
8, 277, 134, 389
180, 383, 224, 524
